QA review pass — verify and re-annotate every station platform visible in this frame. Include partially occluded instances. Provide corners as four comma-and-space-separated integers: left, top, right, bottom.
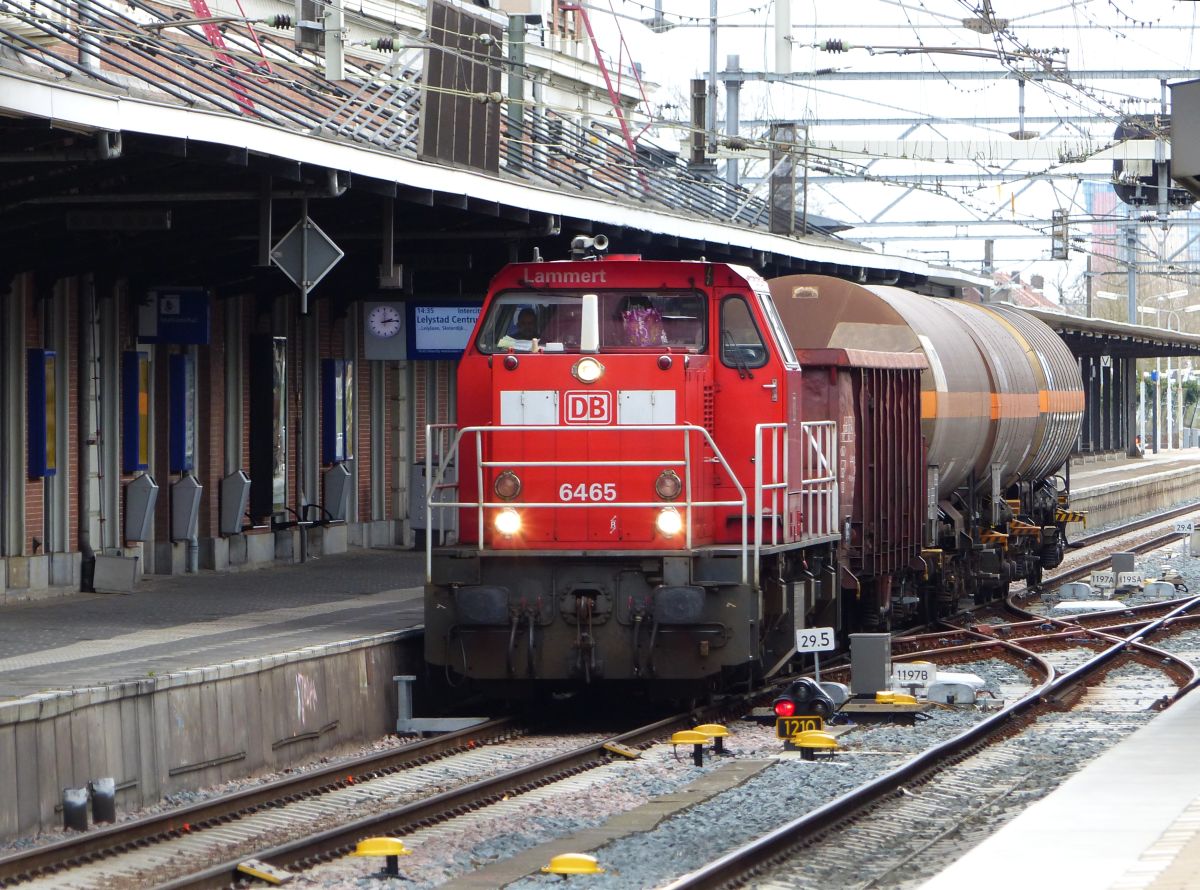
0, 547, 427, 839
0, 547, 425, 700
1068, 449, 1200, 530
922, 686, 1200, 890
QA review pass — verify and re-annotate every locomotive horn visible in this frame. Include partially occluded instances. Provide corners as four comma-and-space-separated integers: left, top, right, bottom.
570, 234, 609, 259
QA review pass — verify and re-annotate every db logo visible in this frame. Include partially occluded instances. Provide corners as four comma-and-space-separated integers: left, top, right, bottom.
564, 391, 612, 424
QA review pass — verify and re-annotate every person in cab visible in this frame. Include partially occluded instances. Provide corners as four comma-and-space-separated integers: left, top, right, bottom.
497, 307, 540, 351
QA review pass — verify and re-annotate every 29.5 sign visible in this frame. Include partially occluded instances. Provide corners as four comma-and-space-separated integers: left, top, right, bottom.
795, 627, 836, 653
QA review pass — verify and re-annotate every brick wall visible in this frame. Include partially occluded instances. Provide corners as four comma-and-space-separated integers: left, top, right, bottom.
117, 284, 139, 547
356, 330, 372, 520
65, 279, 79, 552
414, 362, 428, 462
198, 300, 225, 538
241, 296, 253, 484
287, 316, 299, 518
74, 278, 100, 556
413, 360, 453, 465
384, 361, 395, 520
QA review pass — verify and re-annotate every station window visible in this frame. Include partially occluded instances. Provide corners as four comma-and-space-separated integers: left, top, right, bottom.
720, 296, 768, 369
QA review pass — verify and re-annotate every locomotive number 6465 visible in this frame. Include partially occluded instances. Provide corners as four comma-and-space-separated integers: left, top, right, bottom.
558, 482, 617, 502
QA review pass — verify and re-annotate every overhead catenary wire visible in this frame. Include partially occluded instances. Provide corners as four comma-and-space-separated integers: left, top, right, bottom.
4, 0, 1195, 273
29, 1, 1175, 172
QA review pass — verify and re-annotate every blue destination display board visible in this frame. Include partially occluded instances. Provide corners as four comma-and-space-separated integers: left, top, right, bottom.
407, 302, 482, 359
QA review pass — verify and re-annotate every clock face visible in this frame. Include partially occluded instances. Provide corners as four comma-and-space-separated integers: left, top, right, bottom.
367, 304, 402, 338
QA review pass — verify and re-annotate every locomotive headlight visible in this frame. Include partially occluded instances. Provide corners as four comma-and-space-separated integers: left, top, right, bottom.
655, 507, 683, 537
655, 470, 682, 501
494, 471, 522, 500
494, 508, 522, 536
572, 356, 605, 384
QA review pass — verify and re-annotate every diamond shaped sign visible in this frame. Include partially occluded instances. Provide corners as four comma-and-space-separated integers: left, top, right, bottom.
270, 216, 344, 296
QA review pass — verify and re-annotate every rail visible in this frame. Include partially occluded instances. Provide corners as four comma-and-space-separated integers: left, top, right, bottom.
664, 594, 1200, 889
426, 421, 840, 589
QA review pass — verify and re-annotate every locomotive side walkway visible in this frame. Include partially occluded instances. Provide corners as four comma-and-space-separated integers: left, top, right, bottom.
922, 685, 1200, 890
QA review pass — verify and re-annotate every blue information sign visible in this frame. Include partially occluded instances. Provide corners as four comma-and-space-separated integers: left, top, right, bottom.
139, 287, 211, 345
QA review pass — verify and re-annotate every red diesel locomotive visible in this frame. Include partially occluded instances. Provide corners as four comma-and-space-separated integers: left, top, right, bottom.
423, 244, 1084, 698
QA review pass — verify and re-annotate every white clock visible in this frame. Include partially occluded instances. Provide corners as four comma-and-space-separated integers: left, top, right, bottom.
367, 304, 402, 338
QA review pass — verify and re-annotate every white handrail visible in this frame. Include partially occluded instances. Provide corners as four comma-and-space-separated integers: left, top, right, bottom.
426, 423, 747, 584
753, 421, 839, 585
754, 423, 786, 585
800, 421, 838, 541
426, 420, 839, 590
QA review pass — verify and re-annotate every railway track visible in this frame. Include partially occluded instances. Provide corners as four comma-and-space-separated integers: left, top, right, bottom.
6, 505, 1196, 889
0, 693, 783, 889
1068, 499, 1200, 552
1023, 500, 1199, 594
0, 718, 522, 887
254, 601, 1197, 888
660, 596, 1200, 890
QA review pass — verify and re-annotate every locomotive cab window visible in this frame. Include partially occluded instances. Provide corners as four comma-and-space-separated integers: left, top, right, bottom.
476, 294, 577, 353
720, 296, 768, 368
477, 291, 706, 353
757, 288, 798, 367
603, 292, 705, 349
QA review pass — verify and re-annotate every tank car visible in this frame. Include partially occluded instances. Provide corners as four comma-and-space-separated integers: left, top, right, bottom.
769, 275, 1085, 623
422, 250, 1083, 699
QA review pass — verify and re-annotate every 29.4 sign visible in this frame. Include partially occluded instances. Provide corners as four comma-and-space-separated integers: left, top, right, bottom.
795, 627, 836, 653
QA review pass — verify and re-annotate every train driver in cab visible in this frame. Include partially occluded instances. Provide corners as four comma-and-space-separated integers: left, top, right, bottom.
498, 307, 540, 351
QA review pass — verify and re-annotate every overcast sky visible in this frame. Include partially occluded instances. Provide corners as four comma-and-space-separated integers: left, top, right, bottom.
580, 1, 1200, 303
